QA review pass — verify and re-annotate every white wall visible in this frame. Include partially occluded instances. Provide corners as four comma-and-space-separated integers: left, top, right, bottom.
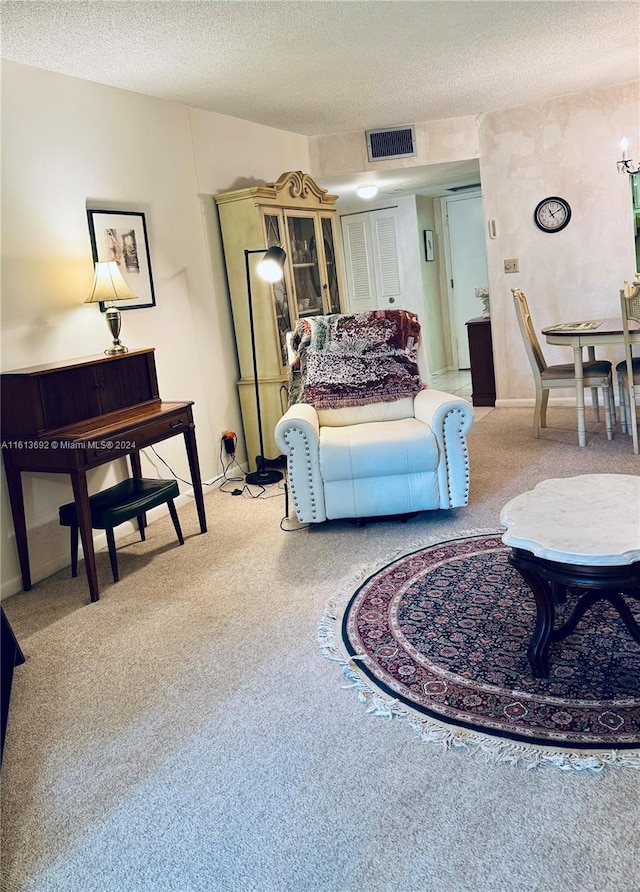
309, 114, 480, 176
0, 61, 309, 596
415, 195, 448, 376
479, 81, 640, 403
310, 82, 640, 405
190, 107, 309, 195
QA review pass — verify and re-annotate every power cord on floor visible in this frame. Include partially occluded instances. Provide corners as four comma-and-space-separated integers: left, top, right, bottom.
217, 439, 246, 495
217, 440, 288, 502
147, 442, 255, 496
149, 445, 216, 488
218, 442, 308, 528
150, 441, 306, 528
280, 513, 309, 532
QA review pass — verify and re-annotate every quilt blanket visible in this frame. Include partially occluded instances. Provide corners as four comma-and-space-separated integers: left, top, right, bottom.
289, 309, 424, 410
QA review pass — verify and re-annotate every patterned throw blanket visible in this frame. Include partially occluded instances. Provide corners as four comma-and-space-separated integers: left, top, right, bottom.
289, 309, 424, 409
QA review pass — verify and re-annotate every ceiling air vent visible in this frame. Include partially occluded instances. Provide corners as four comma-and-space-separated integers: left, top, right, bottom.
366, 125, 416, 162
447, 183, 482, 192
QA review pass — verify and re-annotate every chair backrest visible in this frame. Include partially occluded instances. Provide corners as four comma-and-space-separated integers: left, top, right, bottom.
620, 276, 640, 362
512, 288, 548, 379
621, 277, 640, 326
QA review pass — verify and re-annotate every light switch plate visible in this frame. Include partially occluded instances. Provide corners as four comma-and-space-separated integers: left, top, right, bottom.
504, 258, 519, 273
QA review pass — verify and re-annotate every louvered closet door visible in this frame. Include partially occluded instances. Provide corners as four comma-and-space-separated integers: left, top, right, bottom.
340, 209, 403, 312
370, 212, 402, 307
341, 216, 377, 310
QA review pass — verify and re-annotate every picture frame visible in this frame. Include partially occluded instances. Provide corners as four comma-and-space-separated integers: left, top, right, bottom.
424, 229, 435, 262
87, 209, 156, 310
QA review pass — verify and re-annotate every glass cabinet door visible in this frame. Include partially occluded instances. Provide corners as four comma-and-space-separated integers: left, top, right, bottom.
286, 213, 325, 318
264, 213, 293, 367
320, 216, 341, 314
286, 212, 343, 317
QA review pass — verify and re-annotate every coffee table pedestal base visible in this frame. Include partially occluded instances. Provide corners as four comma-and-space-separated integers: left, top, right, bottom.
508, 549, 640, 678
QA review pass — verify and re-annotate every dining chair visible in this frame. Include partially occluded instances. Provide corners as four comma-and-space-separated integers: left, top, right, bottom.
512, 288, 614, 440
616, 277, 640, 454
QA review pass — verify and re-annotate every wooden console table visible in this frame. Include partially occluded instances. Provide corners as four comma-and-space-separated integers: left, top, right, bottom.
1, 349, 207, 603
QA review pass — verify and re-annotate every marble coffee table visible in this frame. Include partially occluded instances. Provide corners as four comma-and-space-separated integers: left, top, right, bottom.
500, 474, 640, 678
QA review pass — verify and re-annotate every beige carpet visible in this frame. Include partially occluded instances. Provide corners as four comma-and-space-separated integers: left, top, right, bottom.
1, 408, 639, 892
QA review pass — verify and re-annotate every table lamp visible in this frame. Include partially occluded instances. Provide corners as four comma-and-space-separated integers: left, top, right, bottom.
85, 261, 137, 354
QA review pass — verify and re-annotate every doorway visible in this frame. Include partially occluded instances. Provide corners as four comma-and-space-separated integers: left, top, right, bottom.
442, 192, 489, 369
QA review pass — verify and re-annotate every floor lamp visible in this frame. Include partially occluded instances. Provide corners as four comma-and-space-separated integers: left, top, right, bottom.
244, 245, 287, 486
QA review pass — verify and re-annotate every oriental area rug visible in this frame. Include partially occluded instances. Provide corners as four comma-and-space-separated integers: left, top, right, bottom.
319, 533, 640, 771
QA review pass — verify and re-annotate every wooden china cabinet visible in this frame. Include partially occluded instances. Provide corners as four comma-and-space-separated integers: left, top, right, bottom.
215, 171, 344, 470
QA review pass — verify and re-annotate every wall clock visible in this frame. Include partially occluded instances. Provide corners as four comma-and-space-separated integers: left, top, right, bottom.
534, 196, 571, 233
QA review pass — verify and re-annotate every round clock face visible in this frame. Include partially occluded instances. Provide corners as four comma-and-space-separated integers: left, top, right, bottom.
534, 196, 571, 233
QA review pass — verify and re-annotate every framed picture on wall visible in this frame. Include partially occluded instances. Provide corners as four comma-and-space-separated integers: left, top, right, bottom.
87, 209, 156, 310
424, 229, 435, 262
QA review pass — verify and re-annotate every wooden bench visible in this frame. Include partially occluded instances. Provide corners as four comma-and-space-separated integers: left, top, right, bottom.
59, 478, 184, 584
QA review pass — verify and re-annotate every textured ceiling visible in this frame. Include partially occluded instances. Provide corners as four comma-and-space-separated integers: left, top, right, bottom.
1, 1, 638, 137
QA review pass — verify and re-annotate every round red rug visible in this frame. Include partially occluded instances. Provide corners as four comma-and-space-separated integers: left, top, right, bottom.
319, 533, 640, 771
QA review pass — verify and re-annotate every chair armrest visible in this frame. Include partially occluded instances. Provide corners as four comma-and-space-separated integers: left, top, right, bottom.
414, 389, 474, 508
414, 388, 474, 428
274, 405, 326, 522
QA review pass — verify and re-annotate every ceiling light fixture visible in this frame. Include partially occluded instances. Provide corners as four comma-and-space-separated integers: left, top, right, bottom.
356, 184, 378, 199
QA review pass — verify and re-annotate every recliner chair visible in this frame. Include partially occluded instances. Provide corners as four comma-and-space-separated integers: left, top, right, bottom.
274, 310, 474, 524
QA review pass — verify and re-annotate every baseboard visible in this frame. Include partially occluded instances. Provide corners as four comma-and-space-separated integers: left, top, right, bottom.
494, 396, 614, 409
0, 469, 246, 601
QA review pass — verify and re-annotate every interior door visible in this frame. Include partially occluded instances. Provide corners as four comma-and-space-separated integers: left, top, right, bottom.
444, 193, 488, 368
340, 208, 402, 311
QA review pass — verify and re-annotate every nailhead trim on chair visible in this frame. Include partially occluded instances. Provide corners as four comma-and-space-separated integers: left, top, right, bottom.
282, 426, 318, 521
442, 407, 471, 507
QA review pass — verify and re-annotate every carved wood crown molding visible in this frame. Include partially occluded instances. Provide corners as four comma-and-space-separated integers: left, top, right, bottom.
215, 171, 338, 207
272, 171, 330, 202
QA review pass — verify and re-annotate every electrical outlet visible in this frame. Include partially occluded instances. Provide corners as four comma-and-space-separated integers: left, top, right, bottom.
222, 431, 236, 455
504, 258, 519, 274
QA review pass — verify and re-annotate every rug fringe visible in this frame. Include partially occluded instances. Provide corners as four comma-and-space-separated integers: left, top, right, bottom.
318, 530, 640, 773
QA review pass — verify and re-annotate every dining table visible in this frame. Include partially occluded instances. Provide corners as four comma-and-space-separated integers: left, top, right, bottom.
542, 317, 640, 447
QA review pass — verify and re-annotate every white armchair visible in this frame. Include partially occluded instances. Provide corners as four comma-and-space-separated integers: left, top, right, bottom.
274, 311, 474, 524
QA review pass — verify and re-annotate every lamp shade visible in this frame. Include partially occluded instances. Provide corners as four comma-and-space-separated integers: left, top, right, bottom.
256, 246, 286, 282
85, 261, 136, 304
